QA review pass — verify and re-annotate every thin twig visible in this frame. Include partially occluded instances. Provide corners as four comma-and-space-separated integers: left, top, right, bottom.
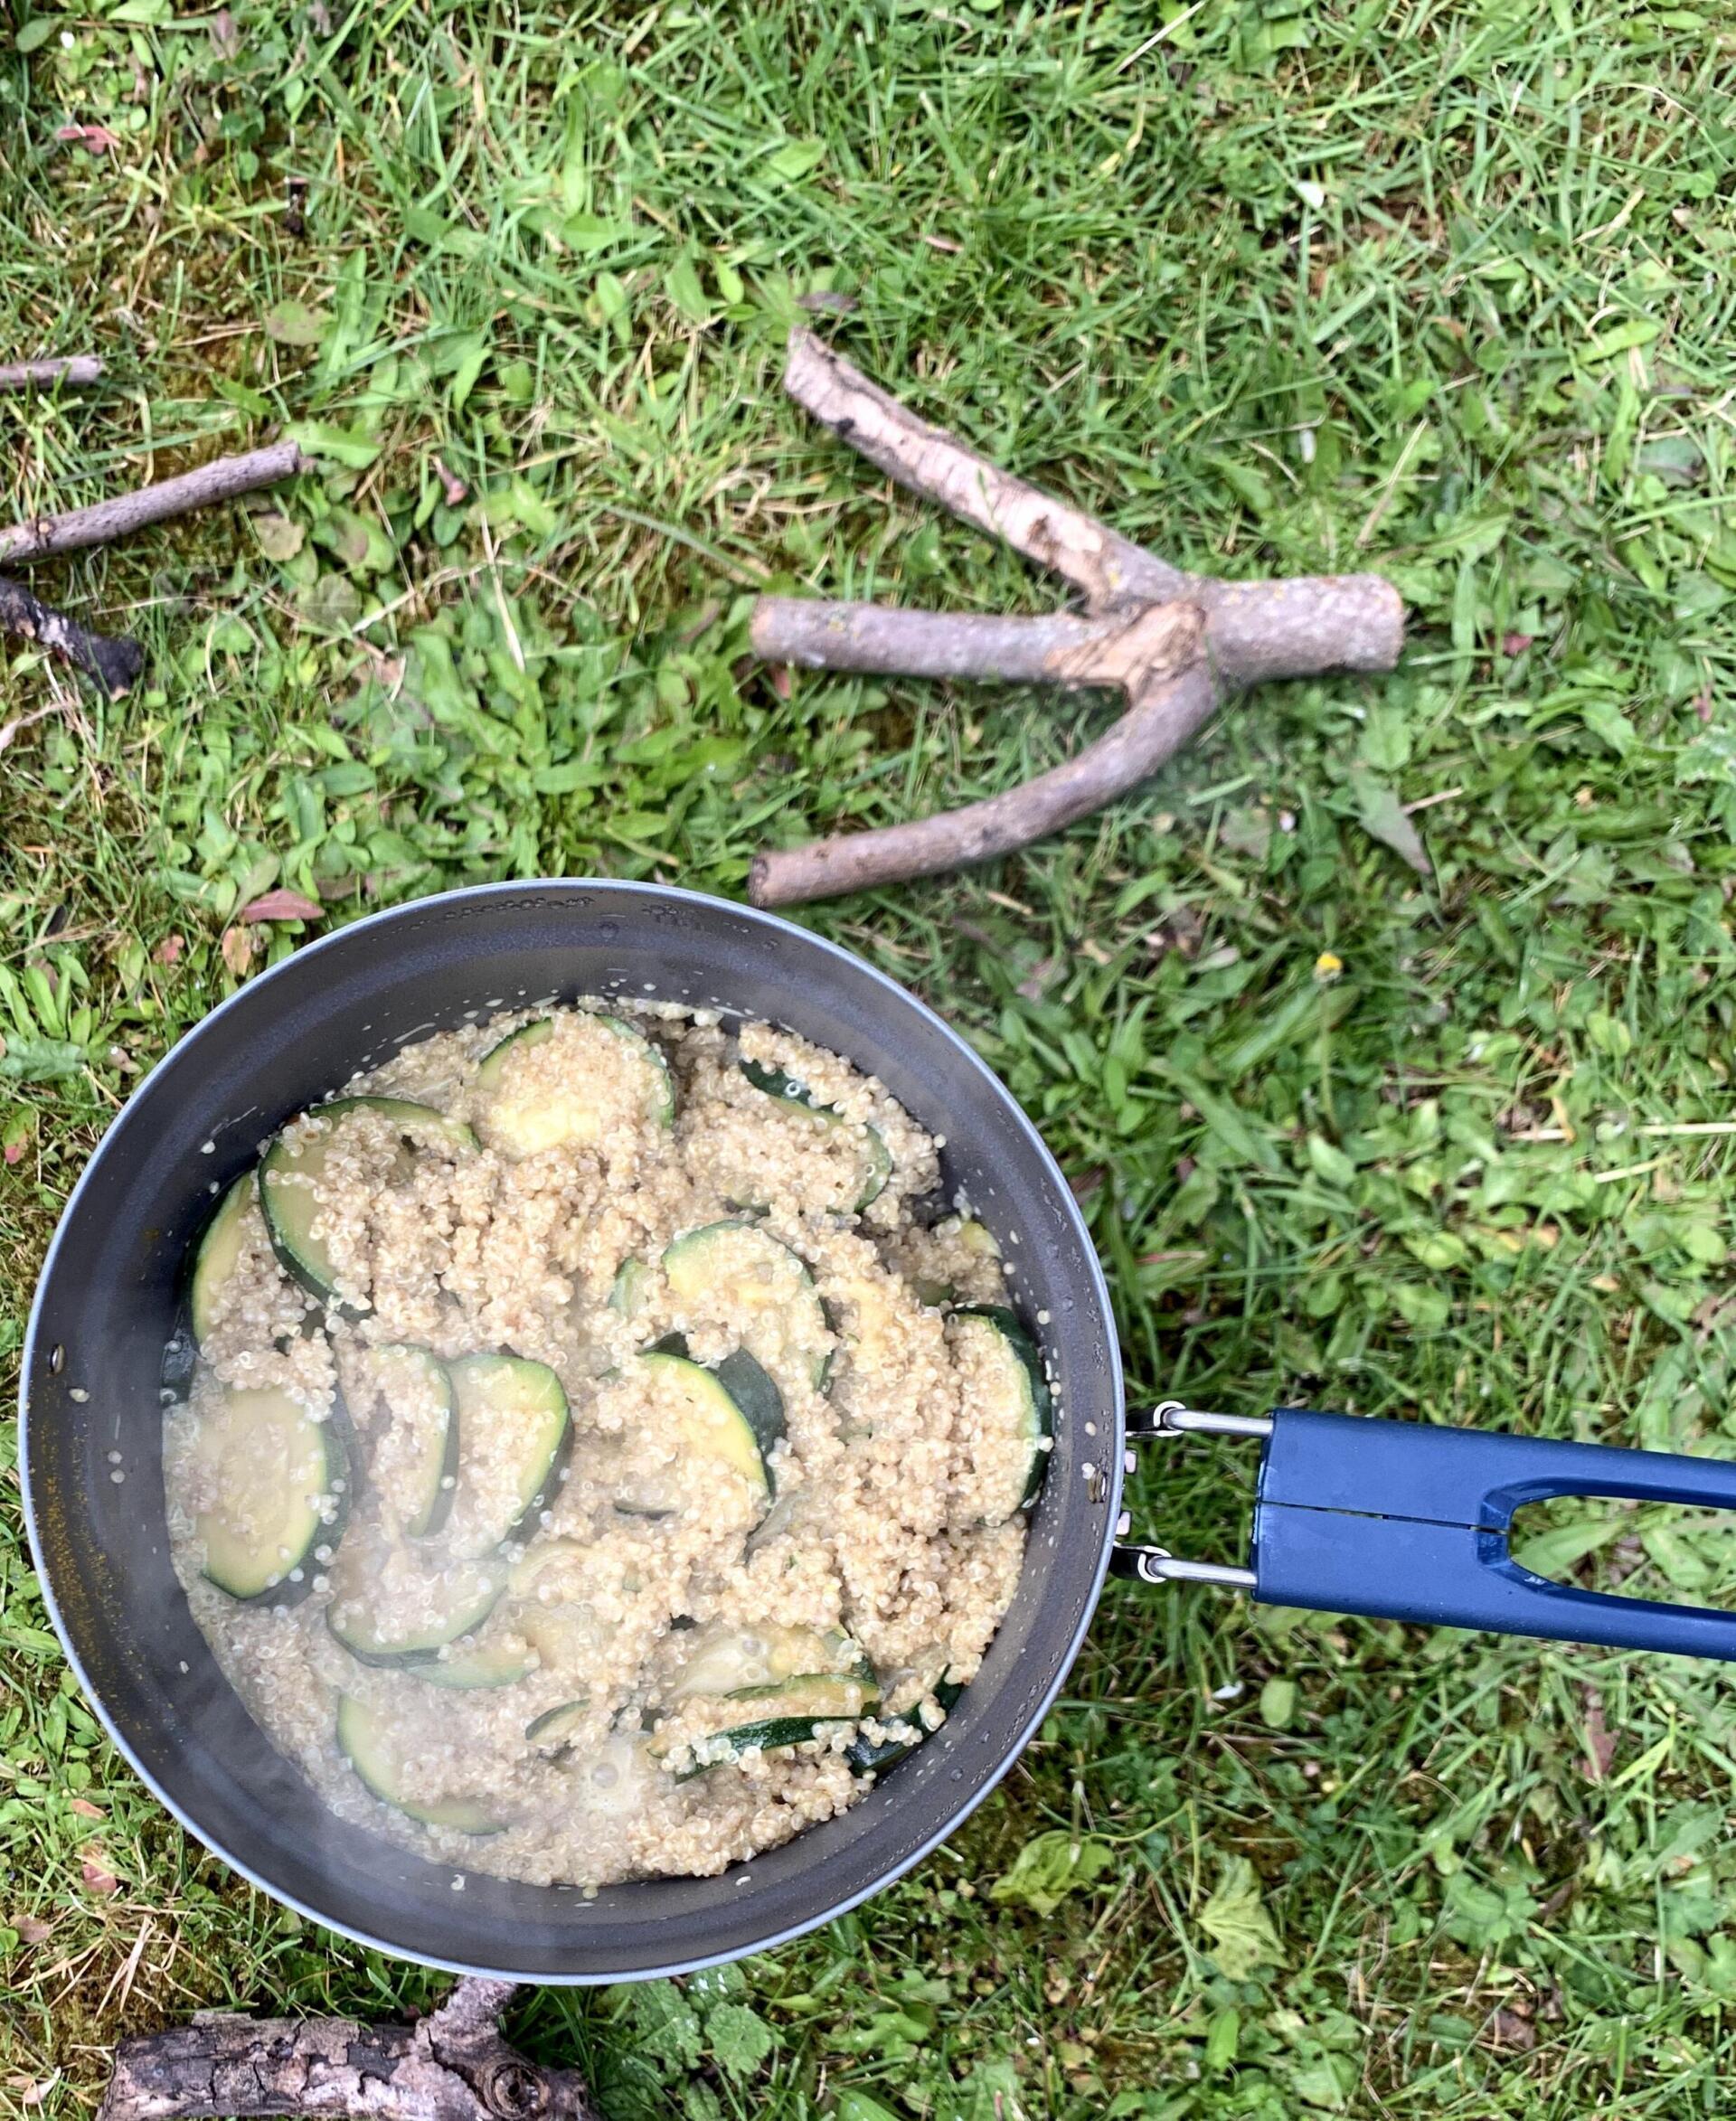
0, 574, 143, 693
0, 439, 306, 564
0, 356, 104, 392
751, 646, 1215, 908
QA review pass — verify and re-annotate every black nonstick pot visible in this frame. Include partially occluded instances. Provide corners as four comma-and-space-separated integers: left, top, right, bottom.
24, 881, 1736, 1982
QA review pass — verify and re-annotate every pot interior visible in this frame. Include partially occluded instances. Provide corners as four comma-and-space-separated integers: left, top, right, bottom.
24, 882, 1122, 1979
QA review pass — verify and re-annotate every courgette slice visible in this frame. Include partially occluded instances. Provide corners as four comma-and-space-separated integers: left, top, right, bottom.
638, 1343, 785, 1505
845, 1672, 965, 1775
259, 1097, 475, 1309
609, 1255, 653, 1318
189, 1175, 255, 1347
507, 1536, 590, 1601
613, 1494, 676, 1521
517, 1598, 610, 1673
188, 1384, 347, 1603
951, 1305, 1053, 1520
660, 1673, 879, 1776
327, 1548, 505, 1664
665, 1622, 873, 1702
445, 1354, 571, 1560
475, 1014, 675, 1157
416, 1636, 535, 1689
525, 1698, 591, 1747
363, 1345, 459, 1540
506, 1543, 614, 1676
335, 1695, 506, 1834
911, 1223, 1002, 1311
662, 1221, 832, 1391
573, 1731, 656, 1817
740, 1060, 892, 1211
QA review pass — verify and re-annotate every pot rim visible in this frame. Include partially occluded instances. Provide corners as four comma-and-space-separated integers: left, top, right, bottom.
21, 878, 1125, 1979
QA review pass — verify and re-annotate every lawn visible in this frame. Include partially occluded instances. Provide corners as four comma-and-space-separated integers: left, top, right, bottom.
3, 0, 1736, 2113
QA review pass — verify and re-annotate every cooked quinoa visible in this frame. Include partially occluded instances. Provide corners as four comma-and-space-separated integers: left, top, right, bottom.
163, 1004, 1048, 1889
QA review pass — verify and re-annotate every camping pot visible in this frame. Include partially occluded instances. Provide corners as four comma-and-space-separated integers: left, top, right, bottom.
23, 880, 1736, 1983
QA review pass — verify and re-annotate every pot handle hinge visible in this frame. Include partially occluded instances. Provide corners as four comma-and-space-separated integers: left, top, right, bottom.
1109, 1400, 1268, 1589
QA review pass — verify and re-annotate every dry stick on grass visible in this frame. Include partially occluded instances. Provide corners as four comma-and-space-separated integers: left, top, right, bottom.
748, 332, 1405, 906
0, 438, 306, 565
777, 330, 1403, 683
0, 574, 143, 693
0, 355, 105, 391
757, 655, 1219, 907
97, 1975, 599, 2121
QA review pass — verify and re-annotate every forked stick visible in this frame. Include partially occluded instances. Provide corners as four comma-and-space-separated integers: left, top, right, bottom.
749, 331, 1405, 906
778, 331, 1402, 684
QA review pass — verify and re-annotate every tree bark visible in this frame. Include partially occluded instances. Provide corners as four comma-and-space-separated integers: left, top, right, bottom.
751, 656, 1218, 907
0, 440, 306, 564
97, 1977, 598, 2121
0, 573, 142, 693
0, 356, 104, 391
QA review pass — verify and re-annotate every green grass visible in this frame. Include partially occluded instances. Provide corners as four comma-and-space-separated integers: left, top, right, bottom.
3, 0, 1736, 2113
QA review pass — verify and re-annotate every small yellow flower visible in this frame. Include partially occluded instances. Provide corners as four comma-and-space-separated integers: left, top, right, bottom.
1313, 950, 1344, 983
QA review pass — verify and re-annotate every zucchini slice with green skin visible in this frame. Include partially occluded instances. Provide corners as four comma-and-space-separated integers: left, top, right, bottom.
327, 1551, 505, 1665
951, 1304, 1053, 1520
739, 1060, 892, 1211
665, 1623, 873, 1702
846, 1673, 965, 1776
525, 1699, 591, 1747
661, 1673, 879, 1777
574, 1731, 657, 1817
613, 1494, 676, 1522
662, 1221, 831, 1391
364, 1345, 459, 1540
609, 1255, 653, 1317
444, 1354, 571, 1560
259, 1098, 475, 1309
475, 1014, 675, 1157
335, 1695, 506, 1834
188, 1384, 348, 1603
415, 1636, 535, 1689
189, 1175, 254, 1347
638, 1343, 786, 1504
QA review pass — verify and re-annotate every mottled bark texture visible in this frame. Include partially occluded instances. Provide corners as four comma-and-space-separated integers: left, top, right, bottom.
97, 1977, 598, 2121
0, 573, 142, 693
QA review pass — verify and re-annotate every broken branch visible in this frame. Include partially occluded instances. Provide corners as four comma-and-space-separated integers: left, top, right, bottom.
0, 356, 104, 392
751, 655, 1217, 908
0, 574, 142, 693
782, 331, 1401, 685
97, 1975, 599, 2121
0, 439, 306, 565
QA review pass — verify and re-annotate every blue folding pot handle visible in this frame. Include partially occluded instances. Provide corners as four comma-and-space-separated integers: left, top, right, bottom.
1111, 1403, 1736, 1660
